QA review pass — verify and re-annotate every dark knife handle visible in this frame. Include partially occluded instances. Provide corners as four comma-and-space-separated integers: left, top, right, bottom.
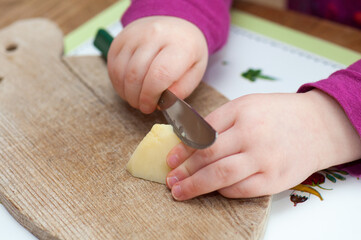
93, 29, 114, 59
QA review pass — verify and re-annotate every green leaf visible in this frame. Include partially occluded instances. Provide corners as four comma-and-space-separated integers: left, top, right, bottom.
330, 172, 346, 181
333, 170, 349, 175
259, 75, 277, 81
241, 68, 277, 82
326, 174, 336, 183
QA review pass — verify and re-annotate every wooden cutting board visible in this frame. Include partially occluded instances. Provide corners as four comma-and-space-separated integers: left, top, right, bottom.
0, 19, 271, 240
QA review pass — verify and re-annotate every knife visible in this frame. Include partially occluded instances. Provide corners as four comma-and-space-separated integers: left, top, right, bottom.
94, 29, 217, 149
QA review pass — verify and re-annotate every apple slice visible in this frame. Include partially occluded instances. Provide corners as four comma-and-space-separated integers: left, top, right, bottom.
126, 124, 181, 184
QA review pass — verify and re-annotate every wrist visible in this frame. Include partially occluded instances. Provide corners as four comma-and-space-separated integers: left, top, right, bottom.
304, 89, 361, 168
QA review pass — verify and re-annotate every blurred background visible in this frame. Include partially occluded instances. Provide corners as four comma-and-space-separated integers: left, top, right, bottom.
1, 0, 360, 34
242, 0, 286, 9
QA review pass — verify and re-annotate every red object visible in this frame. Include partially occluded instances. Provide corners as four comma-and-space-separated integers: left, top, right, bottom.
290, 194, 308, 207
354, 11, 361, 26
302, 172, 325, 186
325, 2, 338, 20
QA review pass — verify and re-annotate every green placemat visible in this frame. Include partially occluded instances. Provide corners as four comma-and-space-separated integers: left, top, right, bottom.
64, 0, 130, 54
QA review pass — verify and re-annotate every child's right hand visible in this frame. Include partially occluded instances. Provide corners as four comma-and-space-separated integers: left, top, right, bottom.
165, 90, 361, 201
107, 16, 209, 114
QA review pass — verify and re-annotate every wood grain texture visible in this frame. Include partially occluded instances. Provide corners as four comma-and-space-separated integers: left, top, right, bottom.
0, 19, 271, 240
237, 0, 286, 9
0, 0, 117, 34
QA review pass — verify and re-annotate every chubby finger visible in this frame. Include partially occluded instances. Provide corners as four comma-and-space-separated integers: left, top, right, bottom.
218, 173, 269, 198
108, 46, 134, 99
124, 44, 162, 108
167, 103, 238, 169
205, 101, 239, 135
170, 153, 257, 201
167, 143, 195, 169
167, 127, 243, 188
139, 46, 195, 113
107, 32, 126, 63
168, 59, 207, 100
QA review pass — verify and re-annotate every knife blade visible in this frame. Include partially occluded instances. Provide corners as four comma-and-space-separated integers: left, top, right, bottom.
158, 89, 217, 149
94, 29, 217, 149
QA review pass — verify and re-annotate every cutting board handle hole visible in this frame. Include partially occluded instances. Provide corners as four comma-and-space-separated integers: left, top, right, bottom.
0, 76, 3, 83
6, 43, 18, 52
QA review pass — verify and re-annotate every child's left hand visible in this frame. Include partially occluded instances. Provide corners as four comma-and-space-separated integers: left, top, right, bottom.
107, 16, 208, 114
165, 90, 361, 200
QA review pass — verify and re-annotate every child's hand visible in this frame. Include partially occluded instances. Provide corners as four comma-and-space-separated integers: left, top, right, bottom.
166, 90, 361, 200
107, 16, 208, 114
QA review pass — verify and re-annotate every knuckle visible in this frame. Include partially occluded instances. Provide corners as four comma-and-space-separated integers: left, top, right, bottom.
149, 20, 166, 35
149, 64, 173, 82
214, 164, 234, 184
184, 179, 200, 197
183, 163, 193, 177
141, 22, 165, 42
124, 66, 139, 84
198, 147, 216, 160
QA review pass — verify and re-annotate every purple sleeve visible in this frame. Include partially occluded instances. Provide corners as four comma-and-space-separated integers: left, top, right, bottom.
121, 0, 232, 54
298, 59, 361, 176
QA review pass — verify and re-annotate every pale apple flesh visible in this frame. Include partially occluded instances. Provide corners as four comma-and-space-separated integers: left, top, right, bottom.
126, 124, 181, 184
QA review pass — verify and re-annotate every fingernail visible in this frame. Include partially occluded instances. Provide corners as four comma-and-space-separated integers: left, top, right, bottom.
166, 176, 179, 188
167, 154, 179, 168
172, 184, 182, 200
